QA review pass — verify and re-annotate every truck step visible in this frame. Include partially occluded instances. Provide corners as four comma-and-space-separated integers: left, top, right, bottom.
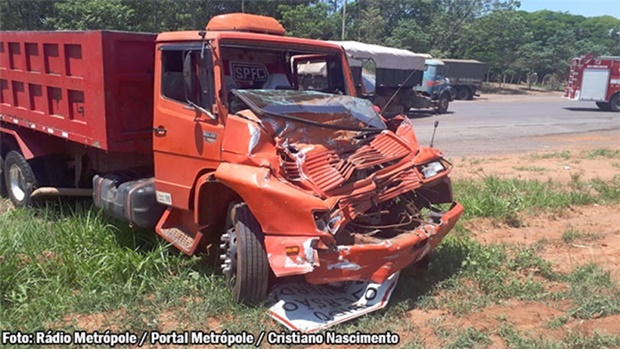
160, 227, 199, 253
155, 208, 204, 255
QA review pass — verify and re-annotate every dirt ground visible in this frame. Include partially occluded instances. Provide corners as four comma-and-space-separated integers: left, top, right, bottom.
404, 144, 620, 347
477, 83, 565, 103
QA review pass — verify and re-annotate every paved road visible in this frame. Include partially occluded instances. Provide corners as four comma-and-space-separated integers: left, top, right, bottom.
408, 97, 620, 157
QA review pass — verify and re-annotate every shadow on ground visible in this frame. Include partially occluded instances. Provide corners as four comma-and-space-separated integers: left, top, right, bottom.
563, 107, 611, 112
406, 110, 454, 119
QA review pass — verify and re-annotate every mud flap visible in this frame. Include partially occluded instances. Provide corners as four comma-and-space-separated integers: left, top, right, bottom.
266, 272, 400, 332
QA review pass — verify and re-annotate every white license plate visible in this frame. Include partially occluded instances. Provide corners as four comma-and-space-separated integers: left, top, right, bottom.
267, 272, 400, 333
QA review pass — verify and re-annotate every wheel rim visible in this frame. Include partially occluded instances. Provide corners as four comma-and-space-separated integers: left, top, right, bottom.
440, 98, 448, 110
614, 98, 620, 110
8, 164, 26, 202
220, 227, 238, 288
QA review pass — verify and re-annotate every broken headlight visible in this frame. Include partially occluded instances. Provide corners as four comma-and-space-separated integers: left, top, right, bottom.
420, 161, 445, 179
313, 208, 345, 235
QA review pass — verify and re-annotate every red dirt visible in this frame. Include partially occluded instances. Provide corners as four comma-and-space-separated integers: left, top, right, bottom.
398, 145, 620, 347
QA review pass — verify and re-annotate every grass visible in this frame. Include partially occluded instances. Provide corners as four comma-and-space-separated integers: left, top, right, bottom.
0, 203, 253, 334
413, 237, 557, 316
563, 264, 620, 320
1, 174, 619, 347
445, 327, 492, 349
583, 148, 620, 159
454, 174, 620, 226
499, 322, 620, 349
530, 150, 571, 160
513, 166, 547, 172
561, 228, 602, 244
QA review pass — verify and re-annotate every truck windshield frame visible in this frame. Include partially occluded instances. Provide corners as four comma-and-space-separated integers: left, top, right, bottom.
219, 41, 349, 99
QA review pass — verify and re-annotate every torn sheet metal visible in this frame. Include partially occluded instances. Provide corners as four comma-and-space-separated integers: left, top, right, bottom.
266, 272, 400, 333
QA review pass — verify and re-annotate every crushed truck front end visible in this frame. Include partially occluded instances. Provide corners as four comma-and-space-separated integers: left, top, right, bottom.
215, 89, 463, 286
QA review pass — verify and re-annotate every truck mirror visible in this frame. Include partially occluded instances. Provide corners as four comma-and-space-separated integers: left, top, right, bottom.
183, 51, 197, 105
183, 50, 214, 119
361, 59, 376, 97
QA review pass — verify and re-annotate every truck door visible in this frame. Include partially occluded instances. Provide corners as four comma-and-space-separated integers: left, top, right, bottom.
152, 43, 224, 210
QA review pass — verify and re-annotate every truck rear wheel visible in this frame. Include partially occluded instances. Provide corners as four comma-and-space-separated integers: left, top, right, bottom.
450, 87, 458, 100
4, 151, 38, 208
610, 94, 620, 112
457, 86, 472, 100
221, 202, 269, 305
596, 102, 611, 111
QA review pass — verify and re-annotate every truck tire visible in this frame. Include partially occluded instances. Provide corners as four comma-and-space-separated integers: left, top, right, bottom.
4, 151, 38, 208
610, 94, 620, 112
0, 155, 7, 198
450, 87, 458, 100
596, 102, 611, 111
221, 202, 269, 305
436, 94, 450, 114
457, 86, 472, 100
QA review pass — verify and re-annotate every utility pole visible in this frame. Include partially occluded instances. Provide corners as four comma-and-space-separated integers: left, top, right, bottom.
341, 0, 347, 40
242, 0, 245, 13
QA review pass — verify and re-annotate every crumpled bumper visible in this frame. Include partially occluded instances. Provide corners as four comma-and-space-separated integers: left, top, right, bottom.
264, 201, 464, 284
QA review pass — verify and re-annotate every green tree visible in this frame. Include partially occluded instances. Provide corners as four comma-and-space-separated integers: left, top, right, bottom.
577, 16, 620, 55
0, 0, 55, 30
44, 0, 135, 30
463, 9, 530, 81
385, 19, 432, 53
278, 2, 339, 39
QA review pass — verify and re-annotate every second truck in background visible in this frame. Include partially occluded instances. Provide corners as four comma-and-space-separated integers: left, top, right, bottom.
441, 59, 486, 100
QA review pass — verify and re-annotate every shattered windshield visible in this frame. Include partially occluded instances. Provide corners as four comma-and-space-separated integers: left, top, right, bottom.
232, 90, 386, 131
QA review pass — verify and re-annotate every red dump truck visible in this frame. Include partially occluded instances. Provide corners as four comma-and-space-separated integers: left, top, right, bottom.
0, 13, 463, 304
564, 53, 620, 111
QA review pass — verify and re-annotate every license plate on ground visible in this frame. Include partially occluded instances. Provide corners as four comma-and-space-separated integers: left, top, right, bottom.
266, 272, 400, 332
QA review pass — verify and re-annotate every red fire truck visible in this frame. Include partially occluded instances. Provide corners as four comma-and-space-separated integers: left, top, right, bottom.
564, 53, 620, 111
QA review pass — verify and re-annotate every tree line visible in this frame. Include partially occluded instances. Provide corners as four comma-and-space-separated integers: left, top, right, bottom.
1, 0, 619, 84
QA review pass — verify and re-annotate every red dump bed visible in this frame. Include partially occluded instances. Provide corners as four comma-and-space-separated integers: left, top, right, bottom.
0, 31, 156, 153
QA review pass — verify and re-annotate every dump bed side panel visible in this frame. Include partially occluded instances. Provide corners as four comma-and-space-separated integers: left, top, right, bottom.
102, 32, 156, 152
0, 31, 156, 153
442, 59, 486, 85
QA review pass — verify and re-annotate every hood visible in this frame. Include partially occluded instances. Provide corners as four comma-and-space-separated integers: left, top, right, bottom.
230, 90, 423, 199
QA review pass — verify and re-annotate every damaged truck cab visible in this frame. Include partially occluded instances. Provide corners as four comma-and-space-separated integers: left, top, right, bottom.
0, 13, 463, 305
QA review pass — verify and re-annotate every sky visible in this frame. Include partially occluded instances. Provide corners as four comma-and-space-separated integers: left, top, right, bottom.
518, 0, 620, 18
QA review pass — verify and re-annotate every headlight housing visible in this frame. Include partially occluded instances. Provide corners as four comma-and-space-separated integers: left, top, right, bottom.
420, 161, 445, 179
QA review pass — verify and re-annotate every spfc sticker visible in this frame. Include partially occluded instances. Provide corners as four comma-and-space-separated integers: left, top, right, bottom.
230, 62, 269, 83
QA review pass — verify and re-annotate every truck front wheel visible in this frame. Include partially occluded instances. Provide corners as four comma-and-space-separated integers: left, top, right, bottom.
221, 202, 269, 305
610, 94, 620, 112
437, 95, 450, 114
4, 151, 37, 208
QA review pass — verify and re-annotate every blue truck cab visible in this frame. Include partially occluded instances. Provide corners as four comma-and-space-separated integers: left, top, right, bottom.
417, 58, 451, 101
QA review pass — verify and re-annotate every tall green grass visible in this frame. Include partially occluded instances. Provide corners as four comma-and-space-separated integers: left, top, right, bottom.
0, 203, 238, 332
454, 175, 620, 225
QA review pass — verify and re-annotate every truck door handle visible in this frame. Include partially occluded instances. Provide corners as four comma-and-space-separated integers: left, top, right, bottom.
153, 126, 167, 136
